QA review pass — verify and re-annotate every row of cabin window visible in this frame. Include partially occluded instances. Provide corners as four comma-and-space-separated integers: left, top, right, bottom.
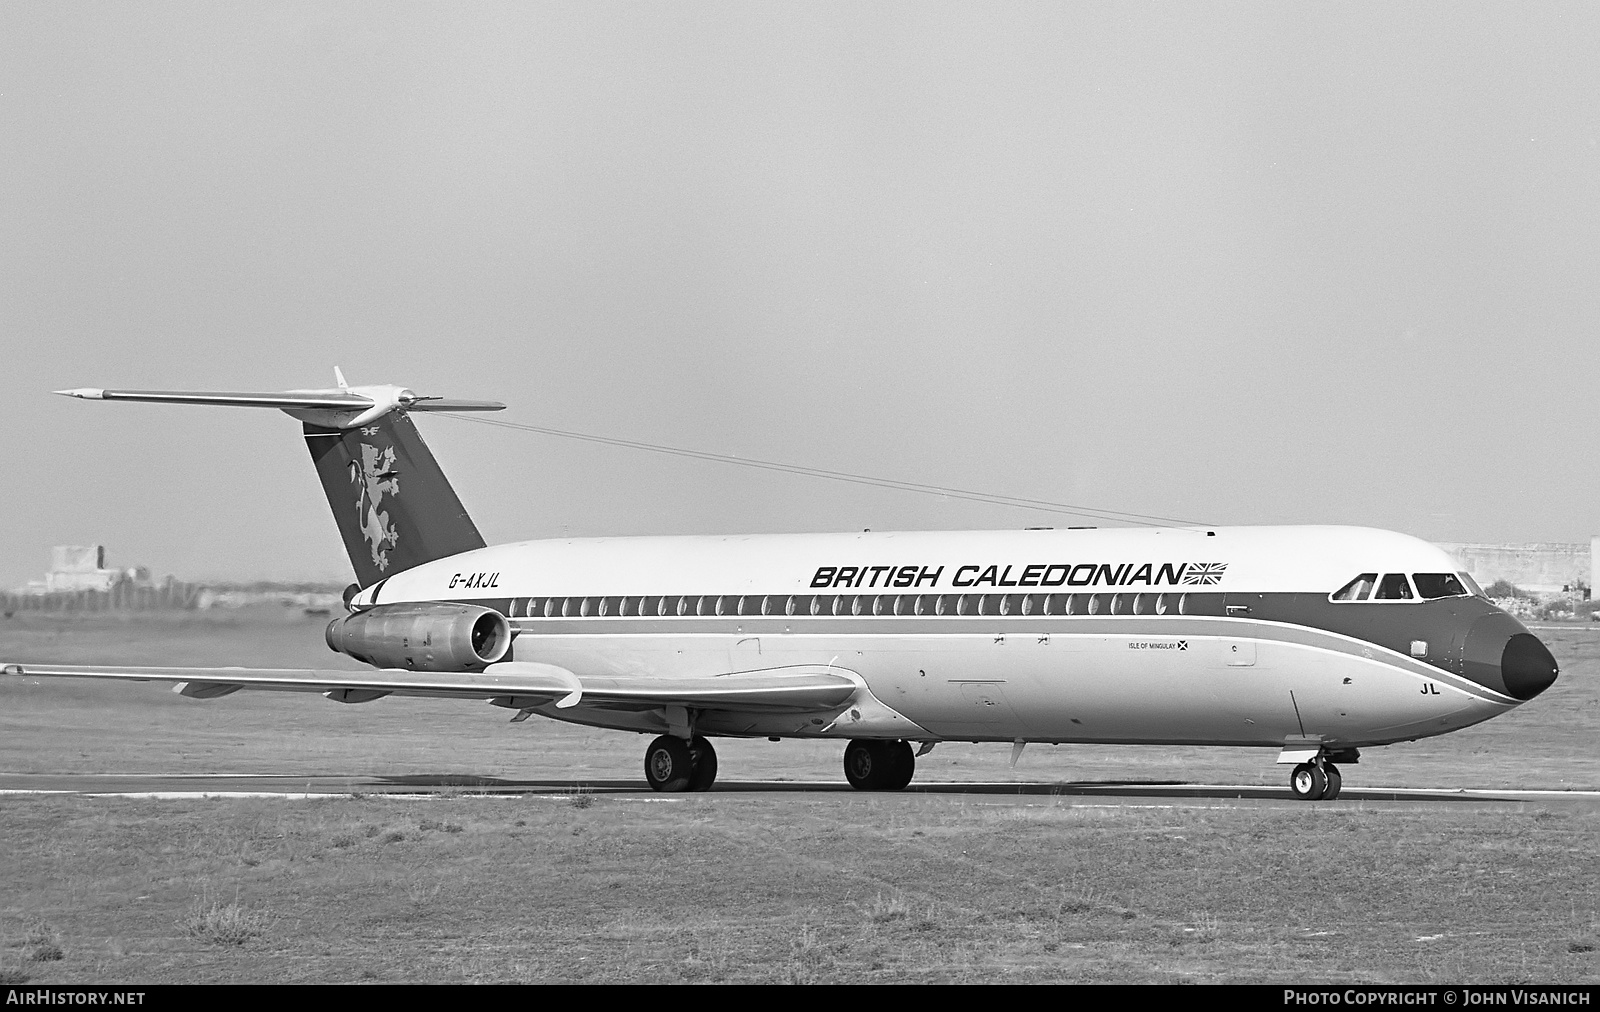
1329, 572, 1474, 603
513, 591, 1203, 620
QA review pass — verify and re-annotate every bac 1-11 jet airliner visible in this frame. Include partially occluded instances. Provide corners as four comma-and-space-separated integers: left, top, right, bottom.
2, 378, 1560, 800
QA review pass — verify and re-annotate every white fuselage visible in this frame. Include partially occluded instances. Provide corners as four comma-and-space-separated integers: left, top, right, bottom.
349, 525, 1528, 748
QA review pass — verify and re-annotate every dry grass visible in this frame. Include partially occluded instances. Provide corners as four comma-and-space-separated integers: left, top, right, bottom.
181, 895, 269, 946
0, 793, 1596, 984
0, 922, 64, 983
19, 921, 64, 962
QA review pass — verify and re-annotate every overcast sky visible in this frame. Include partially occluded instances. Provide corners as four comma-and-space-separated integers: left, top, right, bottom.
3, 3, 1598, 587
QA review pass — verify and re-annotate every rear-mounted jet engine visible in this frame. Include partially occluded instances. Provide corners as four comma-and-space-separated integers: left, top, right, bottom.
326, 602, 512, 671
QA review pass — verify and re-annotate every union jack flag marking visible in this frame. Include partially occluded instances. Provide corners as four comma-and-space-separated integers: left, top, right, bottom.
1182, 562, 1229, 585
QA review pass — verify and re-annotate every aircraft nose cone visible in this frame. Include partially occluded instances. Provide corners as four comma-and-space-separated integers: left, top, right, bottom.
1500, 632, 1559, 701
1462, 613, 1558, 701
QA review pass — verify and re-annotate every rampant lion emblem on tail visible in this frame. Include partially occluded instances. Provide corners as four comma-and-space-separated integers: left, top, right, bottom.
351, 442, 400, 570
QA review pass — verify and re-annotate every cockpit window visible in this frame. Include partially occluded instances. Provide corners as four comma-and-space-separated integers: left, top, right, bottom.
1331, 573, 1378, 601
1458, 572, 1486, 598
1413, 573, 1470, 600
1373, 573, 1414, 600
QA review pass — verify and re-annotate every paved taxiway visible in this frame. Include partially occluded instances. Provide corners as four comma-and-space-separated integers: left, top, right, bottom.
4, 773, 1599, 808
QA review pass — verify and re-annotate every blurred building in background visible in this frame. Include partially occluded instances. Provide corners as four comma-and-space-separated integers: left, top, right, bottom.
1437, 541, 1591, 597
35, 545, 147, 594
6, 545, 340, 614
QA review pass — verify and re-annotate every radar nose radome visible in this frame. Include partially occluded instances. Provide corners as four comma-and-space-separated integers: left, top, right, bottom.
1499, 633, 1559, 700
1462, 613, 1558, 701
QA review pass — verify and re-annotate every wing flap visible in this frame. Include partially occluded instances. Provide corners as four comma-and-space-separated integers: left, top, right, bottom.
503, 665, 859, 712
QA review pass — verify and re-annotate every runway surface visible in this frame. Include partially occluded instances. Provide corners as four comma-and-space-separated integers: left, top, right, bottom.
5, 772, 1600, 807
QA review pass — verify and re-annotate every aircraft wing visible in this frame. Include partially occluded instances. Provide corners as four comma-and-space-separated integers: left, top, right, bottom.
1, 661, 860, 714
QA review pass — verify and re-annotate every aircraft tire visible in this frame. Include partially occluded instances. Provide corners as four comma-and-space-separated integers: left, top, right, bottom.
844, 739, 886, 790
687, 736, 719, 792
1322, 762, 1342, 801
644, 734, 694, 792
1289, 761, 1327, 801
882, 740, 915, 791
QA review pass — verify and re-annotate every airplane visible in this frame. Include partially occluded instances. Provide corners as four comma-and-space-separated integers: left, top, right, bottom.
2, 376, 1560, 801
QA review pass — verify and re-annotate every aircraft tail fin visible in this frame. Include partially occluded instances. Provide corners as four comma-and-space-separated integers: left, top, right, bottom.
56, 374, 504, 588
303, 412, 487, 587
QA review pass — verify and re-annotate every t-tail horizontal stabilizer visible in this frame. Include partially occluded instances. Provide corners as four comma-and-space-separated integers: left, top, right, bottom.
55, 372, 505, 588
55, 374, 503, 431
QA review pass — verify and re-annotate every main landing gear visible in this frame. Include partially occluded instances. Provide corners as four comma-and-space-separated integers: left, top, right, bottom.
1289, 759, 1343, 801
844, 739, 916, 791
643, 734, 718, 792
